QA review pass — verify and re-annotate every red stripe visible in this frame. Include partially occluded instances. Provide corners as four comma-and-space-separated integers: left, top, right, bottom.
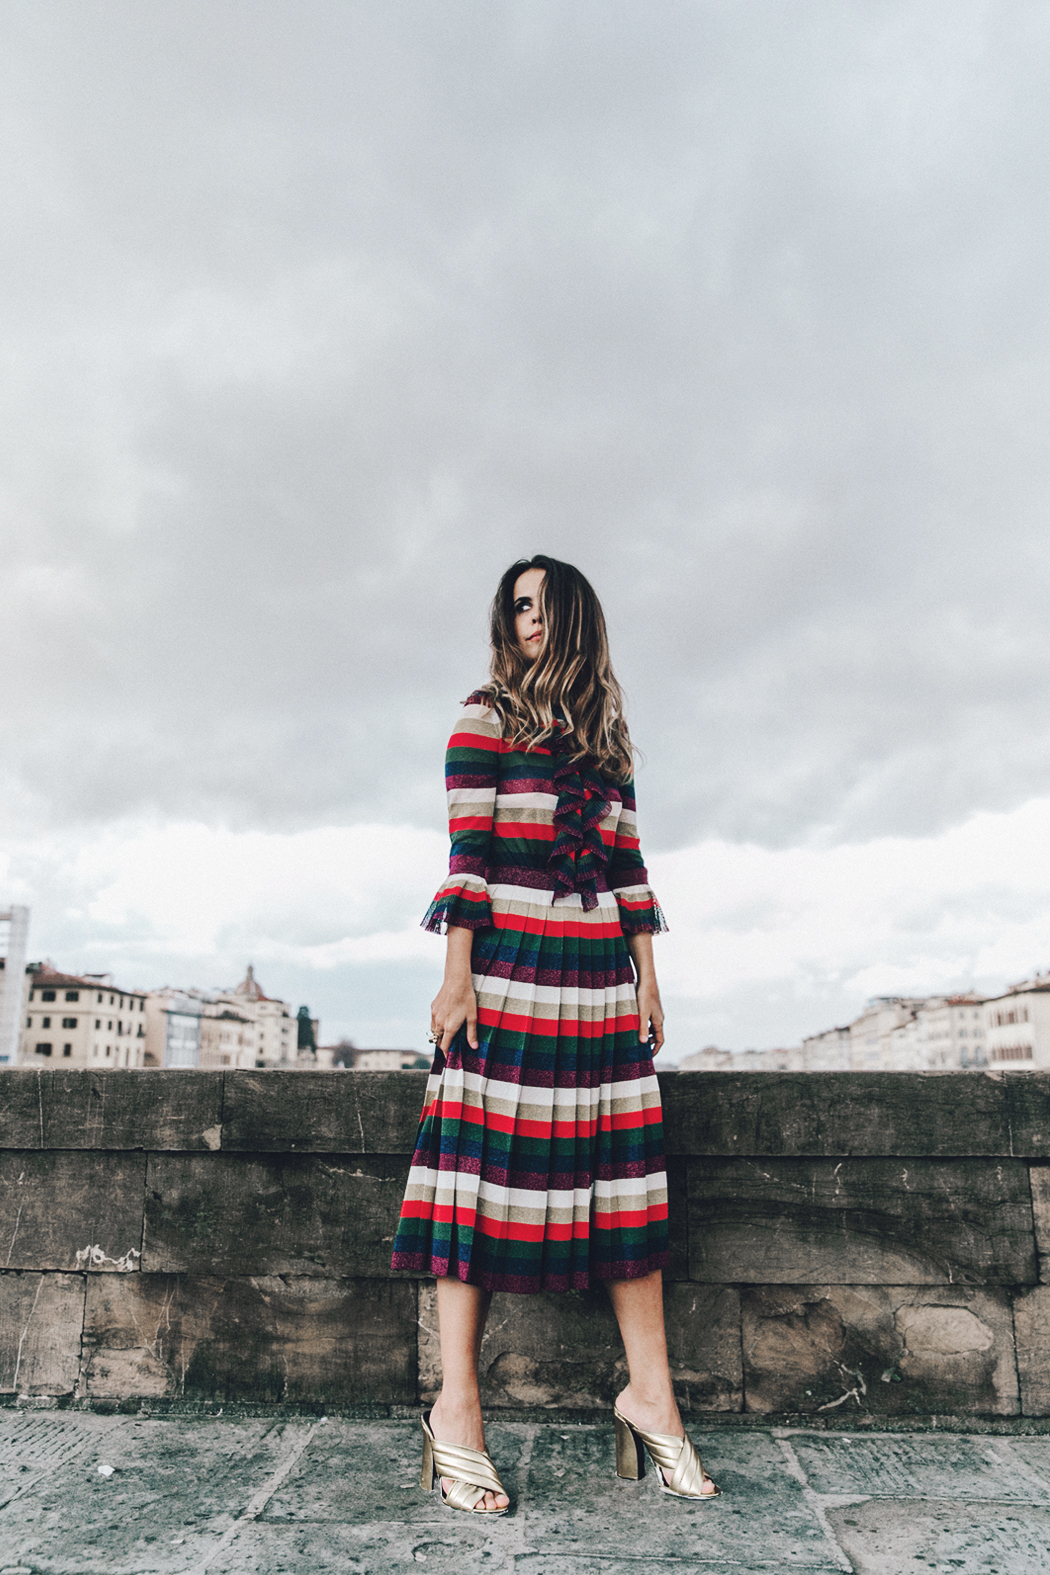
493, 821, 555, 840
488, 911, 626, 938
476, 1007, 633, 1038
449, 730, 498, 751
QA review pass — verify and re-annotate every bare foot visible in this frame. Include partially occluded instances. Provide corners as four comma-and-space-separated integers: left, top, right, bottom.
615, 1385, 718, 1496
429, 1394, 509, 1512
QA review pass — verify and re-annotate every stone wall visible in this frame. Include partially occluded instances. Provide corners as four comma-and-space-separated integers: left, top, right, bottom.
1, 1069, 1049, 1419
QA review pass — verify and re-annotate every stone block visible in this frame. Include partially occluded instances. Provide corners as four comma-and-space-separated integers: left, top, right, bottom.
742, 1284, 1019, 1415
687, 1156, 1035, 1284
82, 1273, 417, 1403
826, 1499, 1050, 1575
260, 1417, 527, 1525
42, 1068, 224, 1150
0, 1151, 145, 1271
0, 1070, 43, 1148
221, 1069, 426, 1153
0, 1272, 85, 1394
1014, 1284, 1050, 1415
662, 1070, 1050, 1157
1029, 1162, 1050, 1282
790, 1431, 1050, 1499
665, 1155, 688, 1279
417, 1281, 741, 1413
143, 1152, 409, 1276
0, 1414, 301, 1567
520, 1428, 829, 1564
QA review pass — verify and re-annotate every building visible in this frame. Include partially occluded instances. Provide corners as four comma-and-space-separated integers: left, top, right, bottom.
847, 997, 929, 1071
0, 905, 30, 1065
198, 966, 298, 1070
143, 989, 205, 1068
20, 966, 147, 1067
800, 1025, 851, 1070
983, 975, 1050, 1067
322, 1043, 430, 1070
676, 1045, 804, 1072
918, 994, 986, 1069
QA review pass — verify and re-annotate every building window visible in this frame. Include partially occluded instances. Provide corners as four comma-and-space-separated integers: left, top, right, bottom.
105, 1046, 111, 1057
62, 1044, 72, 1057
97, 993, 103, 1003
41, 990, 55, 1002
25, 1016, 31, 1028
95, 1019, 101, 1029
41, 1016, 51, 1029
65, 991, 79, 1002
62, 1017, 77, 1029
107, 1021, 112, 1031
35, 1043, 52, 1056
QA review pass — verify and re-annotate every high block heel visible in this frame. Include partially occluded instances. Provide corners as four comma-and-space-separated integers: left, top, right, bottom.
613, 1405, 721, 1501
419, 1409, 510, 1516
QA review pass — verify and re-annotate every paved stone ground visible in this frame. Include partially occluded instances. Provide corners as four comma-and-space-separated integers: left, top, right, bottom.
3, 1411, 1050, 1573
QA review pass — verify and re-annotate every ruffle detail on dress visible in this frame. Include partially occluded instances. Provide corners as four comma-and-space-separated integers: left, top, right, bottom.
422, 875, 494, 934
616, 894, 669, 935
546, 726, 611, 912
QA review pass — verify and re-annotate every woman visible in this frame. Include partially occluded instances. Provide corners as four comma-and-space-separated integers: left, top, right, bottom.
391, 555, 719, 1514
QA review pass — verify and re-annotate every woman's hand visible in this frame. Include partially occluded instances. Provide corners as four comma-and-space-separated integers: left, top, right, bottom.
627, 932, 665, 1055
430, 924, 479, 1052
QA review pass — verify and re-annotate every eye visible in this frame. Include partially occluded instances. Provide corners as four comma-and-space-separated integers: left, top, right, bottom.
514, 598, 531, 614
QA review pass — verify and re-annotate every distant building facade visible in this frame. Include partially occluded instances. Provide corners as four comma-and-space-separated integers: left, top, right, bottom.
321, 1042, 430, 1071
20, 966, 147, 1068
143, 989, 205, 1068
197, 966, 298, 1070
983, 976, 1050, 1067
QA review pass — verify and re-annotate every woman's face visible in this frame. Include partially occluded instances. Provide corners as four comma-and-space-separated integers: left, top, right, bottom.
512, 567, 545, 662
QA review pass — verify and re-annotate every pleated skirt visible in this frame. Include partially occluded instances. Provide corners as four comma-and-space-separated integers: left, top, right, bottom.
390, 884, 670, 1293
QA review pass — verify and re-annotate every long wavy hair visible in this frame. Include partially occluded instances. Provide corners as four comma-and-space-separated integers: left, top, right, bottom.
479, 555, 634, 782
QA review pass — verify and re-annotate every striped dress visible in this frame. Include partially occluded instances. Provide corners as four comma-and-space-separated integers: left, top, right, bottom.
390, 691, 669, 1293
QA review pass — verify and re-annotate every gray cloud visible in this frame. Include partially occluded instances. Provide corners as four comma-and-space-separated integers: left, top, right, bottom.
2, 0, 1050, 853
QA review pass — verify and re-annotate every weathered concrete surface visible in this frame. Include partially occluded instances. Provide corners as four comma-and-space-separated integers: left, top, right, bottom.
43, 1069, 225, 1151
82, 1274, 417, 1404
4, 1411, 1050, 1573
663, 1069, 1050, 1156
1029, 1161, 1050, 1281
1013, 1284, 1050, 1416
743, 1285, 1020, 1416
0, 1071, 43, 1149
0, 1273, 84, 1394
419, 1282, 743, 1413
0, 1152, 145, 1271
6, 1069, 1050, 1419
143, 1152, 409, 1277
221, 1069, 427, 1153
688, 1156, 1037, 1285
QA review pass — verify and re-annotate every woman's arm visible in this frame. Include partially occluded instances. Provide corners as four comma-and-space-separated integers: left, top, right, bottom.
430, 923, 478, 1052
627, 931, 665, 1054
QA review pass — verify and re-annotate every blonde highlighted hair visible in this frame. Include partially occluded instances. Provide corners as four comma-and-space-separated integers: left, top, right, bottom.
479, 554, 633, 783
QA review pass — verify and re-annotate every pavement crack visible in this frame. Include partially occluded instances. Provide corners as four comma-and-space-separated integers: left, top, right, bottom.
775, 1436, 857, 1573
176, 1421, 319, 1574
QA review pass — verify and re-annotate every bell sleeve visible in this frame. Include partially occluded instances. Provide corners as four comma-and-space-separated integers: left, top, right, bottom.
608, 777, 668, 935
421, 695, 500, 934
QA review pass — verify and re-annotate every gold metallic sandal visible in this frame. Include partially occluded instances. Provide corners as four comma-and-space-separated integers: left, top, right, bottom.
420, 1409, 510, 1516
613, 1404, 721, 1500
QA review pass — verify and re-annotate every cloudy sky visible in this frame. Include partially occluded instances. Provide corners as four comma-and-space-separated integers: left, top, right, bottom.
3, 0, 1050, 1055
